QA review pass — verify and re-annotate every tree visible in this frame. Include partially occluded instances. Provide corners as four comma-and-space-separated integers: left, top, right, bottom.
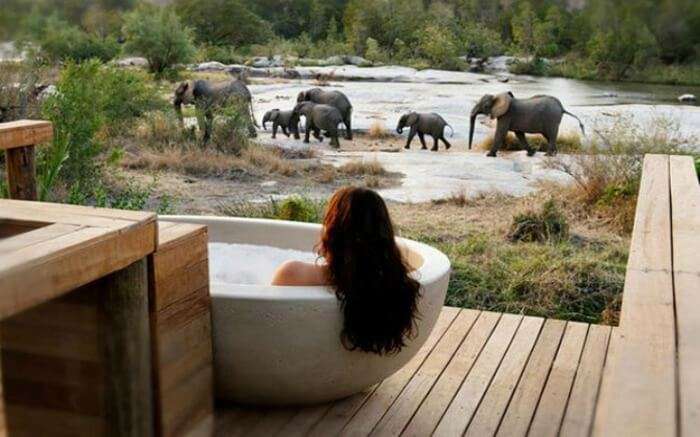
122, 5, 196, 74
175, 0, 274, 46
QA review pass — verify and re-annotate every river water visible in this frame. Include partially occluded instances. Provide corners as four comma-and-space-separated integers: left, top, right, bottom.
250, 70, 700, 147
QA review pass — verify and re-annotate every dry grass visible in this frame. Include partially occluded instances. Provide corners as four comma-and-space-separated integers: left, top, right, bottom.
338, 159, 386, 176
367, 121, 391, 139
239, 147, 297, 176
474, 131, 583, 153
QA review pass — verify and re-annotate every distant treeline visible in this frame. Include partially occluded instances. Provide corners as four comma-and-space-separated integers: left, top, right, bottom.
3, 0, 700, 80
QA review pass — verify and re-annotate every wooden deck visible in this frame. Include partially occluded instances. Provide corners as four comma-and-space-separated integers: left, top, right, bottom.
215, 308, 611, 436
215, 154, 700, 437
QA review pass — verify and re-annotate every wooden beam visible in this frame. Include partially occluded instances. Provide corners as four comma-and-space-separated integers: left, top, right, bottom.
669, 155, 700, 436
0, 120, 53, 150
100, 259, 154, 437
5, 145, 37, 200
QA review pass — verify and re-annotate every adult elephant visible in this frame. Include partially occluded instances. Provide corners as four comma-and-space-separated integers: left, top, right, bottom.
297, 88, 353, 140
293, 102, 344, 148
469, 92, 585, 157
174, 78, 259, 143
396, 112, 453, 151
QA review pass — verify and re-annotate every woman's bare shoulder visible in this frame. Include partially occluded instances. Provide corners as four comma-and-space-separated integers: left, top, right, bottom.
271, 260, 330, 286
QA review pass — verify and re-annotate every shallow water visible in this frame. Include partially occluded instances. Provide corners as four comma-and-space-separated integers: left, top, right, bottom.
209, 243, 317, 285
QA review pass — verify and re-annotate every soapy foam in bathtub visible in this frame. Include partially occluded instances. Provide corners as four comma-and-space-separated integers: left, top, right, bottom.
209, 243, 319, 285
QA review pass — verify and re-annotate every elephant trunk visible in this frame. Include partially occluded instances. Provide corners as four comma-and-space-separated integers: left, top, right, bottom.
262, 114, 269, 130
397, 126, 403, 134
468, 114, 476, 150
174, 100, 184, 129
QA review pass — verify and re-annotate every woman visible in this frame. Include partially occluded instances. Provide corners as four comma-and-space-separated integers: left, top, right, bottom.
271, 187, 421, 355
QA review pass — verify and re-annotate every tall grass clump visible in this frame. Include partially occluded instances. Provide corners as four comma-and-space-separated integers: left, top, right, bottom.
219, 195, 326, 223
507, 200, 569, 243
547, 113, 698, 233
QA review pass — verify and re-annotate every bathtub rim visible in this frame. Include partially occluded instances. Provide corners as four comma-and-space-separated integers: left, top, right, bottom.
161, 215, 451, 301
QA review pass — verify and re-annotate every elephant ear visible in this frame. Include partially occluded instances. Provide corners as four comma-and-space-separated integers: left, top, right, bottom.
490, 92, 513, 118
407, 112, 419, 126
270, 109, 280, 121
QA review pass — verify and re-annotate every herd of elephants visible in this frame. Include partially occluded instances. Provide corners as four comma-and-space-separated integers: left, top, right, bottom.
173, 76, 586, 156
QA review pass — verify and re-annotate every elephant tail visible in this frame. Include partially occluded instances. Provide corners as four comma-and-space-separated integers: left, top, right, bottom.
563, 110, 585, 136
249, 100, 260, 128
445, 124, 455, 138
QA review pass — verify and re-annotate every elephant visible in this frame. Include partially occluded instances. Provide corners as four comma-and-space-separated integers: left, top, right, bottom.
262, 108, 300, 139
297, 88, 353, 140
396, 112, 454, 151
469, 92, 585, 157
292, 101, 344, 148
174, 78, 258, 144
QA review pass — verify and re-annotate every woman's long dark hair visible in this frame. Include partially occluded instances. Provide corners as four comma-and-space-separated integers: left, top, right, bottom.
318, 187, 421, 355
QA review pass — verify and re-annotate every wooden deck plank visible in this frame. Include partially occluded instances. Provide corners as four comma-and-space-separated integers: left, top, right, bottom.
247, 408, 297, 436
496, 319, 567, 437
528, 321, 588, 437
0, 120, 53, 150
307, 388, 377, 437
559, 324, 611, 437
340, 307, 460, 436
0, 198, 153, 222
592, 155, 677, 437
275, 404, 332, 437
370, 309, 481, 436
433, 313, 523, 437
670, 155, 700, 436
402, 311, 501, 437
214, 407, 266, 437
465, 316, 544, 437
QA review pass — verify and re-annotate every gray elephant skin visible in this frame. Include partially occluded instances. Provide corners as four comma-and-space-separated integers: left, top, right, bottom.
469, 92, 585, 157
262, 108, 300, 139
297, 88, 353, 140
293, 101, 344, 148
174, 78, 258, 143
397, 112, 454, 151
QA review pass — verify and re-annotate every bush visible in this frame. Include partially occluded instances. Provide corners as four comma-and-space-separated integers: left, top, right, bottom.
507, 199, 569, 243
220, 195, 325, 223
457, 22, 505, 59
209, 99, 253, 153
415, 24, 460, 70
40, 61, 105, 199
100, 66, 163, 130
123, 5, 196, 74
31, 15, 120, 63
196, 44, 245, 64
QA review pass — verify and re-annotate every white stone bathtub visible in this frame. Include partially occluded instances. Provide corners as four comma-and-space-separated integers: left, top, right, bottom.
162, 216, 451, 405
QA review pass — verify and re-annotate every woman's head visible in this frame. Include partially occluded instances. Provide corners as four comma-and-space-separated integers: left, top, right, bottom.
319, 187, 421, 355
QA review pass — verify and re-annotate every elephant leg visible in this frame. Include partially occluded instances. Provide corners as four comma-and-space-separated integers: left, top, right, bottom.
488, 122, 509, 157
405, 130, 416, 149
344, 113, 352, 140
272, 123, 278, 139
314, 128, 323, 142
304, 120, 311, 143
418, 132, 427, 150
545, 126, 559, 156
282, 126, 290, 137
202, 111, 214, 145
293, 125, 300, 140
329, 129, 340, 148
431, 136, 439, 152
515, 131, 535, 156
441, 136, 452, 150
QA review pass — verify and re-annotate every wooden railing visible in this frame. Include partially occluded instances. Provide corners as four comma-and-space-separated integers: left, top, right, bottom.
593, 154, 700, 436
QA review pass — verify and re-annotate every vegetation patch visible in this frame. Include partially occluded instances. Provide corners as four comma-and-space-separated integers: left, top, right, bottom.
507, 200, 569, 243
473, 131, 583, 154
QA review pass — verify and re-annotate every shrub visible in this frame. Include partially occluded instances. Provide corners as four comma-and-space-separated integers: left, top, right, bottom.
209, 99, 252, 153
457, 22, 504, 59
219, 195, 326, 223
695, 157, 700, 180
364, 37, 387, 63
100, 66, 163, 130
276, 196, 323, 222
507, 199, 569, 243
122, 5, 196, 75
31, 15, 120, 63
196, 44, 245, 65
415, 24, 460, 70
39, 61, 105, 199
338, 159, 386, 176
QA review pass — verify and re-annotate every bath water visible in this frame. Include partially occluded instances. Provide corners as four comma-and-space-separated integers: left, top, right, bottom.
209, 243, 318, 285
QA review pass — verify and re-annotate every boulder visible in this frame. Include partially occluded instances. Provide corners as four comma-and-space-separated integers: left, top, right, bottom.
678, 94, 697, 103
250, 56, 285, 68
194, 61, 228, 71
345, 55, 371, 66
115, 57, 148, 67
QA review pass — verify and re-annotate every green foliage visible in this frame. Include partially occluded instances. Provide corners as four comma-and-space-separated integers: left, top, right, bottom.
364, 37, 386, 63
457, 22, 504, 59
29, 15, 120, 63
196, 44, 246, 65
415, 24, 460, 70
507, 200, 569, 244
122, 5, 196, 74
40, 61, 105, 199
220, 195, 326, 223
210, 99, 253, 153
175, 0, 274, 46
695, 157, 700, 180
38, 61, 163, 200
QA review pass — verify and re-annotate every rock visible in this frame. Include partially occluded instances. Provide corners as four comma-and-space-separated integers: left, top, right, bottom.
115, 57, 148, 67
194, 61, 228, 71
37, 84, 58, 101
250, 56, 285, 68
485, 56, 516, 74
679, 94, 697, 103
260, 181, 278, 188
345, 55, 371, 66
323, 55, 345, 66
497, 76, 510, 83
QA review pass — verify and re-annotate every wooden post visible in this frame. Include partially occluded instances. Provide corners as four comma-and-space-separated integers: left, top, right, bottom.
101, 259, 154, 437
0, 120, 53, 201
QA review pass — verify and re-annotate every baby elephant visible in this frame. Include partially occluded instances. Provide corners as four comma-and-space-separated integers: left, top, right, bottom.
293, 102, 344, 148
262, 108, 300, 139
397, 112, 454, 151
